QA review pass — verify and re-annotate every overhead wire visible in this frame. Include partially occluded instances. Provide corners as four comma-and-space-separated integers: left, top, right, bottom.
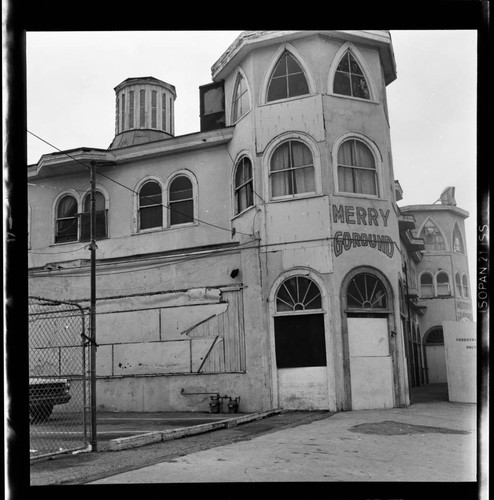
27, 130, 254, 237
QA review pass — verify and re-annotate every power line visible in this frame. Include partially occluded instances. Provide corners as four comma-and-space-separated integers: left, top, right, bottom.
27, 130, 253, 237
28, 239, 261, 278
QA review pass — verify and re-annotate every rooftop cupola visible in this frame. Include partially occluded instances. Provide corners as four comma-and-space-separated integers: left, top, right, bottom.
109, 77, 177, 149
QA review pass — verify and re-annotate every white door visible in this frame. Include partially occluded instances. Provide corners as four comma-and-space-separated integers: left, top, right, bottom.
348, 317, 394, 410
275, 313, 328, 410
426, 345, 447, 383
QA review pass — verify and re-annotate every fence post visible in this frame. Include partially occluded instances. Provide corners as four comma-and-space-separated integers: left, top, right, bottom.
90, 160, 97, 452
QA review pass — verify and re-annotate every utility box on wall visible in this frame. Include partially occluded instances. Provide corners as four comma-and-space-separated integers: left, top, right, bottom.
199, 81, 225, 132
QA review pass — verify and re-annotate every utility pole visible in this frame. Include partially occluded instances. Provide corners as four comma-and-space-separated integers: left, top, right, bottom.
89, 160, 97, 451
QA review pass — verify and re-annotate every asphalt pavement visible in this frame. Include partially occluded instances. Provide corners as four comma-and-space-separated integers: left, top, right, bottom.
26, 384, 483, 493
90, 400, 478, 484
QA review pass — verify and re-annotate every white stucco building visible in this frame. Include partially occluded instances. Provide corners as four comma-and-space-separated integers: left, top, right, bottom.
27, 30, 473, 413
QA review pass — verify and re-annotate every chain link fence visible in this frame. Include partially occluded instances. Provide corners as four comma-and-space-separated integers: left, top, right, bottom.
29, 296, 90, 459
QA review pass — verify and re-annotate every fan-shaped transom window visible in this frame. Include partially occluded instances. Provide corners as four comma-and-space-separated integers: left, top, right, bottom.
334, 51, 370, 100
270, 140, 315, 198
139, 181, 163, 230
420, 219, 445, 251
346, 273, 387, 309
425, 327, 444, 345
232, 73, 250, 123
267, 51, 309, 102
55, 194, 78, 243
337, 139, 378, 196
81, 191, 107, 241
169, 176, 194, 226
234, 157, 254, 215
453, 223, 464, 253
436, 271, 450, 296
276, 276, 322, 313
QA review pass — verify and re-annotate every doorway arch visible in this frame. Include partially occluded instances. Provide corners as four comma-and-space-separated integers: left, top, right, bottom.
341, 267, 397, 410
269, 270, 335, 410
424, 326, 447, 383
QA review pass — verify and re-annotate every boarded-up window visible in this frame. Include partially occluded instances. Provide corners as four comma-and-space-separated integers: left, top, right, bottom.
275, 314, 326, 368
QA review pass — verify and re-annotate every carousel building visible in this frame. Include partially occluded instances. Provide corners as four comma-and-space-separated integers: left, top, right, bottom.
27, 30, 473, 413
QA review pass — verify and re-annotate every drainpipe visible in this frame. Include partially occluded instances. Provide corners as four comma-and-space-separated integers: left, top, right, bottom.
402, 260, 413, 403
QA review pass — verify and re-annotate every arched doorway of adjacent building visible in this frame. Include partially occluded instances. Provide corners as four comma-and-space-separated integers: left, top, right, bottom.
342, 268, 397, 410
424, 326, 447, 383
271, 273, 333, 410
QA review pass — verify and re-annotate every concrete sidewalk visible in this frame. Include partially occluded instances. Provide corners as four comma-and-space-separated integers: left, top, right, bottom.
90, 400, 478, 483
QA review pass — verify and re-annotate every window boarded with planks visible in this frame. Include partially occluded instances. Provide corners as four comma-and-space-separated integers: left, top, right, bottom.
185, 290, 246, 373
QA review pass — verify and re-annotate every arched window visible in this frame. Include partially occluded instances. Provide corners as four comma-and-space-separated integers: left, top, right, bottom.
232, 73, 250, 123
337, 139, 378, 196
139, 181, 162, 230
453, 223, 465, 253
274, 275, 326, 369
346, 273, 387, 309
267, 51, 309, 102
169, 175, 194, 226
234, 156, 253, 215
420, 219, 445, 251
436, 271, 450, 296
420, 272, 434, 298
81, 191, 107, 241
333, 51, 370, 100
425, 327, 444, 345
455, 272, 463, 297
276, 275, 322, 312
270, 140, 315, 198
462, 274, 469, 298
55, 194, 78, 243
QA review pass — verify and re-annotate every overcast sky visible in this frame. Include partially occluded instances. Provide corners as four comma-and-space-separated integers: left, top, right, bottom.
26, 30, 478, 308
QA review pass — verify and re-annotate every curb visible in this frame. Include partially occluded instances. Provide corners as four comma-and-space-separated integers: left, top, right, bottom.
108, 409, 284, 451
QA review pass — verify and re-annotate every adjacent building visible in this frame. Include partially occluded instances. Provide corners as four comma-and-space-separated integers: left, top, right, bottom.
27, 30, 473, 413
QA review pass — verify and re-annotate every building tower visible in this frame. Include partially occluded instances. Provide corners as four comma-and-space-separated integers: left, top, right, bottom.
109, 77, 177, 149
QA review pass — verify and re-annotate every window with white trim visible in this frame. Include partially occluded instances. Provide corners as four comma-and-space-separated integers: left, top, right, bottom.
420, 272, 434, 298
420, 219, 445, 251
169, 175, 194, 226
234, 156, 253, 215
337, 138, 378, 196
139, 180, 163, 230
455, 272, 462, 297
267, 51, 309, 102
55, 195, 78, 243
270, 140, 315, 198
347, 272, 387, 310
436, 271, 450, 296
333, 51, 370, 100
453, 223, 465, 253
232, 73, 250, 123
462, 274, 469, 298
81, 191, 107, 241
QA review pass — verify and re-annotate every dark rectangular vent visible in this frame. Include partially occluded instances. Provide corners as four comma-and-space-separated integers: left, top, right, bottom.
199, 82, 225, 132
